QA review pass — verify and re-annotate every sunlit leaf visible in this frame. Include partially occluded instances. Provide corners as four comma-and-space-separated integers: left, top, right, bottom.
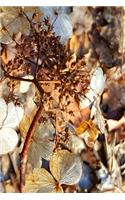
50, 150, 82, 185
25, 150, 82, 192
20, 108, 55, 169
76, 120, 99, 140
94, 98, 107, 134
76, 120, 99, 148
25, 168, 62, 193
76, 121, 89, 135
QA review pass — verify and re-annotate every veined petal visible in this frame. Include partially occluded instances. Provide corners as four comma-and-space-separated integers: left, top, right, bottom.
90, 67, 106, 95
3, 102, 24, 129
50, 150, 82, 185
53, 14, 72, 43
0, 127, 18, 155
25, 168, 58, 193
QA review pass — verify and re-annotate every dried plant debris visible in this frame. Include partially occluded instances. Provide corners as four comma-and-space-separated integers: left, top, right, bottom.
0, 6, 125, 193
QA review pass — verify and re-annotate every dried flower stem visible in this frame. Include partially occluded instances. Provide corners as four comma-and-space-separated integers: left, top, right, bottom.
20, 105, 44, 192
2, 65, 46, 193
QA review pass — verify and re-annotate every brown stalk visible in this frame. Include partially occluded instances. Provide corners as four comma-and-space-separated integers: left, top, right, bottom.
1, 65, 45, 192
20, 105, 44, 192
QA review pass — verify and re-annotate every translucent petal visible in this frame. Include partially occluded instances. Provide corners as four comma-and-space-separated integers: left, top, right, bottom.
35, 118, 55, 139
50, 150, 82, 185
94, 98, 107, 134
25, 168, 58, 193
80, 68, 106, 109
69, 135, 86, 154
0, 98, 7, 128
27, 117, 55, 168
28, 138, 54, 169
79, 90, 96, 109
0, 7, 30, 44
3, 103, 24, 129
53, 14, 72, 43
40, 7, 55, 19
40, 7, 72, 43
90, 67, 106, 95
19, 81, 32, 93
40, 6, 70, 19
0, 127, 18, 155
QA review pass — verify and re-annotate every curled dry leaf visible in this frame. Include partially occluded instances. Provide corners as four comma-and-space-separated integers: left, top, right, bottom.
76, 120, 99, 147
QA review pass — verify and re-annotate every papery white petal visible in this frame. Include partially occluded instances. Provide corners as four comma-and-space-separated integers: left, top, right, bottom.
0, 98, 7, 128
40, 6, 55, 19
20, 82, 32, 93
25, 168, 59, 193
3, 102, 24, 129
90, 67, 106, 95
80, 68, 106, 109
28, 138, 54, 169
107, 116, 125, 132
53, 14, 72, 43
40, 6, 70, 19
69, 135, 85, 153
50, 150, 82, 185
93, 98, 107, 133
19, 75, 33, 93
0, 127, 18, 155
80, 90, 96, 109
40, 7, 72, 43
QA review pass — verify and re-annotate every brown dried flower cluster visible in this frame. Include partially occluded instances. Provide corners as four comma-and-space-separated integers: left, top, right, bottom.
1, 13, 90, 104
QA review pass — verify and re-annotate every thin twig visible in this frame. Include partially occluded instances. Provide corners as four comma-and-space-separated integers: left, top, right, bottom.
20, 105, 43, 192
40, 80, 61, 84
